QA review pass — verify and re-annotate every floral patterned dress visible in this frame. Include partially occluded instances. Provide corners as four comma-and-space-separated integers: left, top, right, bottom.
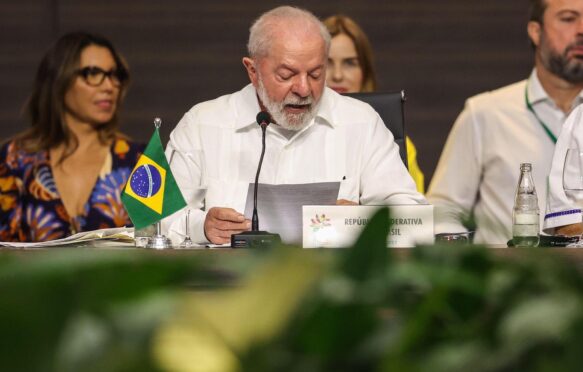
0, 138, 144, 242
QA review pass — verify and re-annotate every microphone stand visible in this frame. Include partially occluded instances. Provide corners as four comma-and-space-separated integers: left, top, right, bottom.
251, 122, 267, 230
231, 114, 281, 248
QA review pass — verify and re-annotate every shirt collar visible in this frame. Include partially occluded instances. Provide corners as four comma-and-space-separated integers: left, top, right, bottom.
316, 87, 336, 128
527, 68, 550, 105
233, 84, 337, 131
234, 84, 263, 130
528, 68, 583, 107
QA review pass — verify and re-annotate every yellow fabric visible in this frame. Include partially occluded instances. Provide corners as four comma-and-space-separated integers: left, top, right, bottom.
406, 136, 425, 193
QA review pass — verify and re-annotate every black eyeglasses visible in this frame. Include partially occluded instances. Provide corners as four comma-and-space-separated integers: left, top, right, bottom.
76, 66, 129, 87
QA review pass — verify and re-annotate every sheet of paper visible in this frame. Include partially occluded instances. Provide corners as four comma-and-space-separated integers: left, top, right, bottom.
244, 182, 340, 244
0, 227, 134, 248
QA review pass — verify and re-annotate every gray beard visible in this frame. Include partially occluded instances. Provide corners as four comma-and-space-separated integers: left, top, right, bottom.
256, 76, 320, 131
541, 33, 583, 83
547, 54, 583, 83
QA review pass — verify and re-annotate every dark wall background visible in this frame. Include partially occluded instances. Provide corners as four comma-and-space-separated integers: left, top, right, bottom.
0, 0, 533, 188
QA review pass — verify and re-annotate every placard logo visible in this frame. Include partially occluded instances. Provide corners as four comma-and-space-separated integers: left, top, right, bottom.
310, 214, 331, 232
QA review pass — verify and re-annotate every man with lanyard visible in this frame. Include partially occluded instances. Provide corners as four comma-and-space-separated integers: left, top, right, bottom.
427, 0, 583, 245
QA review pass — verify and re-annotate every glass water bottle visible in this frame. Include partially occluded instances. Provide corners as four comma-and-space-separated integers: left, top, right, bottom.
512, 163, 540, 247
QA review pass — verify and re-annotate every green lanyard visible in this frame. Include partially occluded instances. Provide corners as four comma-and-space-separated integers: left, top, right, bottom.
524, 83, 557, 144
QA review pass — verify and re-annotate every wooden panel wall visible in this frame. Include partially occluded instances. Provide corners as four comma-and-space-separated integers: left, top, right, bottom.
0, 0, 532, 187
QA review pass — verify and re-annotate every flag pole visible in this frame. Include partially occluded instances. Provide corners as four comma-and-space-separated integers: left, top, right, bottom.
146, 117, 172, 249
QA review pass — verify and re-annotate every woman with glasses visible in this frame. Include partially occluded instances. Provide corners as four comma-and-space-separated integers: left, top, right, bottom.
324, 15, 425, 193
0, 32, 143, 242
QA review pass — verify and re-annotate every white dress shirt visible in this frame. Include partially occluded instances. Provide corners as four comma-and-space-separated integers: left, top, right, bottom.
163, 84, 426, 244
544, 105, 583, 232
427, 70, 583, 245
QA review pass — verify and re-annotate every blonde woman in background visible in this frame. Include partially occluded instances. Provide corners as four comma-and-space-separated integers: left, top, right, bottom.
324, 14, 425, 192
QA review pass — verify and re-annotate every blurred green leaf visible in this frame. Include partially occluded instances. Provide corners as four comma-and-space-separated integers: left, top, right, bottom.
0, 250, 210, 372
154, 248, 322, 372
338, 207, 390, 282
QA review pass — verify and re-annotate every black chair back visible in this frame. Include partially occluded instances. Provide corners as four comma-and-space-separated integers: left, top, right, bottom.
345, 91, 408, 168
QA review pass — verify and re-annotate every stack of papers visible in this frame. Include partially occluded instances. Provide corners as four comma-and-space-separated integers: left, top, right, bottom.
0, 227, 134, 248
243, 182, 340, 244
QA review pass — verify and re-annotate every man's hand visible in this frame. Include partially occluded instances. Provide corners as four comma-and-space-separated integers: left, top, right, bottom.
204, 207, 251, 244
336, 199, 358, 205
555, 222, 583, 237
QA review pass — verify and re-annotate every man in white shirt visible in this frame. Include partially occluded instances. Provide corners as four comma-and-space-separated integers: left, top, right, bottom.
163, 6, 425, 245
427, 0, 583, 245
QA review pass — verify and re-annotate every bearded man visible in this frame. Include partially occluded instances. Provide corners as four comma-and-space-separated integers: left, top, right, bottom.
163, 6, 424, 245
427, 0, 583, 245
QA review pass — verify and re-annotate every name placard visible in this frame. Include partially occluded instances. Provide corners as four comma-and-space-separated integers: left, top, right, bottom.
302, 205, 434, 248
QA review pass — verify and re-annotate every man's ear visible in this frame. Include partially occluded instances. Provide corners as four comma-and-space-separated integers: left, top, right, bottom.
527, 21, 542, 48
242, 57, 258, 87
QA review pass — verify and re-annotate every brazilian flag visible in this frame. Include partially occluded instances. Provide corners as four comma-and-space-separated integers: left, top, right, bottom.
122, 128, 186, 229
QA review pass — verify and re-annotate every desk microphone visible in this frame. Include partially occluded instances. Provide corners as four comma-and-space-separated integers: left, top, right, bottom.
231, 111, 281, 248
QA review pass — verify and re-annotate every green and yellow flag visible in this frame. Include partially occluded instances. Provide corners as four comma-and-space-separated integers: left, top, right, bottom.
122, 128, 186, 229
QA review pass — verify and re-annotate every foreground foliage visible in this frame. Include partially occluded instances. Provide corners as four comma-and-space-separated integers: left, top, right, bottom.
1, 209, 583, 371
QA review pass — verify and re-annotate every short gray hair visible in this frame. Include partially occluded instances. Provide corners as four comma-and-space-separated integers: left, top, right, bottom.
247, 6, 331, 59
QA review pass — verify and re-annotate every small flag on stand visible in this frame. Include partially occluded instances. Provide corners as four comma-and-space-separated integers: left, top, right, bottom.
122, 125, 186, 230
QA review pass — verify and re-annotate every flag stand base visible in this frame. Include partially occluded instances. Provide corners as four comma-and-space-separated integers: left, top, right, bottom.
144, 221, 172, 249
146, 234, 172, 249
